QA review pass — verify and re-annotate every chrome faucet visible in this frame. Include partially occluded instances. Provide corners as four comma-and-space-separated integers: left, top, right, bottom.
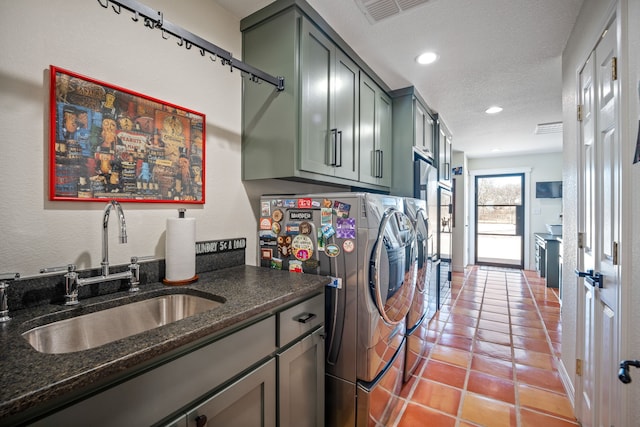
102, 200, 127, 277
0, 272, 20, 322
40, 200, 140, 305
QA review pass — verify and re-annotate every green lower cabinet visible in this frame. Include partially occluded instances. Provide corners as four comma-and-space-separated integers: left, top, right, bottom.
184, 359, 277, 427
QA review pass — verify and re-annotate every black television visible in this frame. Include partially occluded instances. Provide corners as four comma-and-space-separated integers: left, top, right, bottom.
536, 181, 562, 198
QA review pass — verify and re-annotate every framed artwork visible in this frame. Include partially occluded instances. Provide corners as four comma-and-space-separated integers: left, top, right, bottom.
49, 66, 205, 203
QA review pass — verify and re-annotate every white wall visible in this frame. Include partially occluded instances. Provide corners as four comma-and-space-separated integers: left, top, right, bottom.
451, 150, 468, 272
467, 152, 563, 269
0, 0, 336, 277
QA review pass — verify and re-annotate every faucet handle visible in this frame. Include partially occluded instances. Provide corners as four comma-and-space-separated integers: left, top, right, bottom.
40, 264, 76, 274
0, 272, 20, 282
127, 256, 153, 293
0, 273, 19, 323
130, 255, 155, 264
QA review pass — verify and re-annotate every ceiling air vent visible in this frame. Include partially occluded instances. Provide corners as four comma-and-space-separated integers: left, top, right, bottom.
355, 0, 431, 23
534, 122, 563, 135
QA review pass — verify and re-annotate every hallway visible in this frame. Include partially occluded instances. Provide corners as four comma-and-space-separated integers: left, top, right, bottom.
389, 266, 578, 426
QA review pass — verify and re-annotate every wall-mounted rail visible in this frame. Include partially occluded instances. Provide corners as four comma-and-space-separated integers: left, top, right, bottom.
98, 0, 285, 91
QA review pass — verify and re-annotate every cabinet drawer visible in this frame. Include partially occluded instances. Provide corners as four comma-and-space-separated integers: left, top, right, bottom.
278, 293, 324, 346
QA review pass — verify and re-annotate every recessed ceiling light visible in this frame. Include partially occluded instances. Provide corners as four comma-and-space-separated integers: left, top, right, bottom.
416, 52, 438, 65
485, 106, 503, 114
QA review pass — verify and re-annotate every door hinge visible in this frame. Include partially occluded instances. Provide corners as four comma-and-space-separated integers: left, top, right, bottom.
577, 104, 583, 122
576, 358, 583, 376
612, 56, 618, 81
578, 232, 585, 249
612, 241, 619, 265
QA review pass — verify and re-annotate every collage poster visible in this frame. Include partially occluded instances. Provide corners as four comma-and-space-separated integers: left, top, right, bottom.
50, 66, 205, 203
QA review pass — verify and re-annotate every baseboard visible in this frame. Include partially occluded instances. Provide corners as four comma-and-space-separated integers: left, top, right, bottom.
557, 357, 576, 409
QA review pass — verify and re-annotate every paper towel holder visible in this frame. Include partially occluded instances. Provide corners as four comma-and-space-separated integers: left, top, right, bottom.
163, 209, 199, 286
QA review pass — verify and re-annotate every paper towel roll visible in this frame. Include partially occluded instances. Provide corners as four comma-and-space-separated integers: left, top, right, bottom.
164, 216, 197, 284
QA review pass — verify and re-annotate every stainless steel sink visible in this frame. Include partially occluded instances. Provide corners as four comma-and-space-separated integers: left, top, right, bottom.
22, 294, 223, 354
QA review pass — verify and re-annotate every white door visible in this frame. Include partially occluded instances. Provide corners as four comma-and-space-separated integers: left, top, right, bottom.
576, 20, 621, 427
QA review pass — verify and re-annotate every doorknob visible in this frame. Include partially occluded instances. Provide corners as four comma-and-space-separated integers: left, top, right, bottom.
574, 269, 604, 288
618, 360, 640, 384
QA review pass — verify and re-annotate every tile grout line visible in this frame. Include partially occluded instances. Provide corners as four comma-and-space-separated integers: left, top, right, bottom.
454, 267, 486, 427
510, 270, 523, 427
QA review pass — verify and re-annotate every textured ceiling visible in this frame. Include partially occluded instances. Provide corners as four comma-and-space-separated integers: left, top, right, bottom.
215, 0, 584, 158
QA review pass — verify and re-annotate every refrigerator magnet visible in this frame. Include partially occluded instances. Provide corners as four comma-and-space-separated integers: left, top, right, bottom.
325, 244, 340, 257
342, 239, 355, 253
272, 209, 283, 222
259, 217, 272, 230
261, 201, 270, 217
292, 234, 313, 261
336, 217, 356, 239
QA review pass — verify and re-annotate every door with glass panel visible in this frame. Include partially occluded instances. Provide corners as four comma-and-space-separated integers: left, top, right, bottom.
475, 173, 524, 268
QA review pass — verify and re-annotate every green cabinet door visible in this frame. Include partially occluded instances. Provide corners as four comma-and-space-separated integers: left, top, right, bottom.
300, 19, 333, 176
360, 74, 392, 187
333, 50, 359, 181
300, 19, 359, 180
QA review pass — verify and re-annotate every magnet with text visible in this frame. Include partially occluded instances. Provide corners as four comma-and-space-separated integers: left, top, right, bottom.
336, 217, 356, 239
297, 198, 312, 209
321, 223, 335, 239
333, 201, 351, 218
292, 234, 314, 261
321, 207, 333, 225
259, 217, 272, 230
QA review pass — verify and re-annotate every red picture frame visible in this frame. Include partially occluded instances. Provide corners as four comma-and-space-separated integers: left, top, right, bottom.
49, 66, 205, 203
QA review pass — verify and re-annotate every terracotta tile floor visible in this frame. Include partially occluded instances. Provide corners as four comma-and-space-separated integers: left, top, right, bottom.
389, 266, 579, 427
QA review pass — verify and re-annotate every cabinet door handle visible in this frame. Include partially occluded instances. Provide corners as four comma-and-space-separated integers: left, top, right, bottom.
296, 312, 317, 323
374, 150, 383, 178
336, 130, 343, 167
195, 414, 208, 427
330, 128, 338, 166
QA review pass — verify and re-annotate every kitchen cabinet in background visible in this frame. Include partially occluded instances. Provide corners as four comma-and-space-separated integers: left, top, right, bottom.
437, 118, 453, 187
390, 86, 436, 197
535, 233, 560, 288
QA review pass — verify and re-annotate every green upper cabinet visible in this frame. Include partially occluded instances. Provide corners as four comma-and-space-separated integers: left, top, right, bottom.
390, 87, 436, 197
300, 19, 359, 181
241, 0, 391, 191
359, 74, 392, 187
437, 118, 453, 187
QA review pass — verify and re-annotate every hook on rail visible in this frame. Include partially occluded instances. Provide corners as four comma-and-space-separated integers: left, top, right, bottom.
112, 3, 121, 14
98, 0, 109, 8
132, 10, 139, 22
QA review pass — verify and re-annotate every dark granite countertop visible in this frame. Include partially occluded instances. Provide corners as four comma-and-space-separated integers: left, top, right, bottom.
0, 265, 328, 425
